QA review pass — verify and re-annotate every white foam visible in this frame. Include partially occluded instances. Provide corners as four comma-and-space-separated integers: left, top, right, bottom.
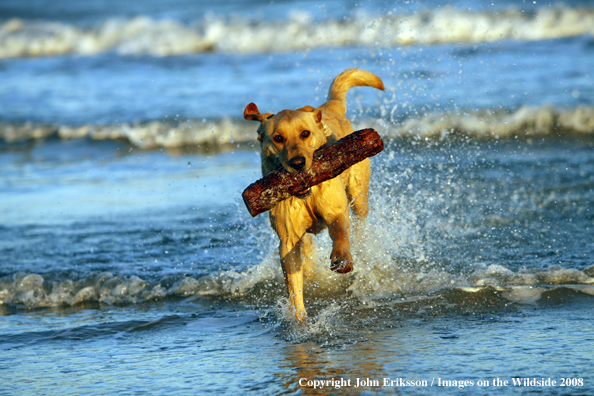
368, 105, 594, 140
2, 6, 593, 58
1, 260, 593, 309
0, 118, 254, 149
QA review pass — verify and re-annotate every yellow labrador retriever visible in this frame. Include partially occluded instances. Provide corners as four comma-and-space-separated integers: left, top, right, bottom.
244, 68, 384, 321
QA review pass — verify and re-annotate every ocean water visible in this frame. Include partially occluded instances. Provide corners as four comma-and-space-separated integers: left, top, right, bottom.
1, 0, 594, 394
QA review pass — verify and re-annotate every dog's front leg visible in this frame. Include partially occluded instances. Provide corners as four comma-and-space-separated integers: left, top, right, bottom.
328, 213, 353, 273
316, 179, 354, 273
280, 240, 307, 321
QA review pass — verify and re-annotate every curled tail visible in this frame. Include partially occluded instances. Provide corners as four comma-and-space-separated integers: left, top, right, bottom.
326, 68, 384, 115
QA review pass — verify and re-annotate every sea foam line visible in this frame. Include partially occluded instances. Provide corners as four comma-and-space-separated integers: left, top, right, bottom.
2, 105, 593, 149
1, 262, 593, 310
1, 6, 594, 58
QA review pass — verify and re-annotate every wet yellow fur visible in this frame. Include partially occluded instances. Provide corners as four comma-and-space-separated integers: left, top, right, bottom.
244, 68, 384, 321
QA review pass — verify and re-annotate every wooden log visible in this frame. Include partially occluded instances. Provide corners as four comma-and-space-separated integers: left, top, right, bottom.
242, 128, 384, 217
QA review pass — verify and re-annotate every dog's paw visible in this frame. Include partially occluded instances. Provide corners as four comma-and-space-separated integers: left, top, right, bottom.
330, 250, 353, 274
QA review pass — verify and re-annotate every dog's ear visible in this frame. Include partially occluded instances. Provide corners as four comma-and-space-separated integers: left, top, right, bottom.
296, 105, 315, 112
312, 109, 322, 123
244, 103, 272, 122
297, 105, 322, 123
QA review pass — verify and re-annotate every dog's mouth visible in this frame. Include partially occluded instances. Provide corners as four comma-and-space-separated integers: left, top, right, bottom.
293, 188, 312, 199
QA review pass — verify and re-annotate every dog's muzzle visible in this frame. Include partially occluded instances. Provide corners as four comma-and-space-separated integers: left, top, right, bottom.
283, 156, 311, 198
287, 156, 311, 198
288, 156, 307, 172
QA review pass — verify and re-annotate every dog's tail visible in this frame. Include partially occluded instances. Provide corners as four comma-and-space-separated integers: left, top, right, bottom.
326, 68, 384, 115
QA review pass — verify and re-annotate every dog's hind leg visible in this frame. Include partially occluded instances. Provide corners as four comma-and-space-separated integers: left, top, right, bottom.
280, 240, 307, 321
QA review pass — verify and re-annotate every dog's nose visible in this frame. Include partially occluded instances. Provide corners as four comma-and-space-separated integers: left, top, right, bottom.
288, 156, 306, 171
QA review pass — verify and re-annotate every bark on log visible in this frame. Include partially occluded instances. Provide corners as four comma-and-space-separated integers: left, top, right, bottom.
242, 128, 384, 217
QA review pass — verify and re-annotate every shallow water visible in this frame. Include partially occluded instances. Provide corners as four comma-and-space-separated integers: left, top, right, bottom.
2, 0, 594, 394
2, 293, 594, 394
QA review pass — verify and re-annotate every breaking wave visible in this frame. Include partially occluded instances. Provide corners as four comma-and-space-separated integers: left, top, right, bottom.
2, 105, 593, 149
375, 104, 594, 140
1, 257, 593, 311
1, 5, 594, 58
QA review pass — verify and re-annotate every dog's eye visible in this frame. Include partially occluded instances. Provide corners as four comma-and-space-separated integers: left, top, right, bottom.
273, 135, 284, 143
301, 130, 310, 138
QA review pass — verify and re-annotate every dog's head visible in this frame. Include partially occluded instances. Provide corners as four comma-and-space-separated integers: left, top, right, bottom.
244, 103, 329, 176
